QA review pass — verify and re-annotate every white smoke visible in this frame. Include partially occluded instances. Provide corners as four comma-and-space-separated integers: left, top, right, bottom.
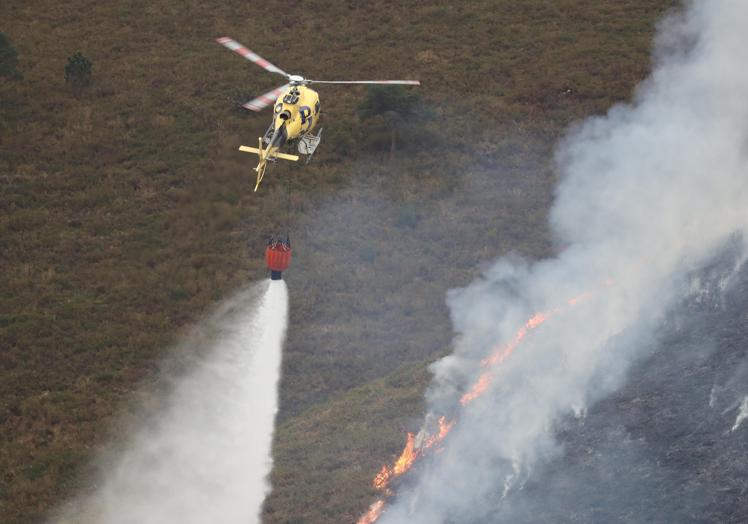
709, 385, 718, 408
380, 2, 748, 522
730, 396, 748, 432
54, 280, 288, 524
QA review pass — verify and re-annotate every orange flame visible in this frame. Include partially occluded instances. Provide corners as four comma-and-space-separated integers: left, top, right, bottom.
393, 433, 416, 476
372, 417, 457, 492
373, 433, 416, 490
526, 312, 547, 328
480, 311, 552, 368
421, 416, 456, 450
460, 371, 494, 406
359, 284, 608, 522
567, 291, 593, 306
366, 308, 558, 516
436, 416, 456, 442
356, 499, 385, 524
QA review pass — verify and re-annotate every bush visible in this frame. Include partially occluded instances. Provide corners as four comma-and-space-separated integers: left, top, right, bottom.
0, 32, 21, 79
357, 85, 424, 122
357, 85, 431, 159
65, 52, 92, 93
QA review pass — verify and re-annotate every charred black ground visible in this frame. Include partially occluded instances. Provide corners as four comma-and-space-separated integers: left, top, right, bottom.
470, 245, 748, 524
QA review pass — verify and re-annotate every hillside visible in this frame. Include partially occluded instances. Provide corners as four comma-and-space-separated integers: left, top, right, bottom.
1, 1, 676, 522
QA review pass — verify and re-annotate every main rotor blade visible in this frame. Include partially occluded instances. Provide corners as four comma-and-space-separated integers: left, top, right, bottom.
216, 37, 289, 78
305, 80, 421, 85
243, 84, 290, 112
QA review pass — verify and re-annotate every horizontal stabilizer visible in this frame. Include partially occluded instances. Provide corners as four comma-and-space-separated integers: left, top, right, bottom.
239, 145, 299, 162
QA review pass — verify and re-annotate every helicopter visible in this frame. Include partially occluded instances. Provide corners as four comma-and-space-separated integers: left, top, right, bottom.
217, 37, 420, 191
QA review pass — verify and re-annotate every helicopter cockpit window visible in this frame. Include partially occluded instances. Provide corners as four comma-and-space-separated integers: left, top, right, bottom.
282, 92, 300, 105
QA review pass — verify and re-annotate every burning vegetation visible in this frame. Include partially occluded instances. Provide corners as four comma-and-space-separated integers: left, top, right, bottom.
358, 288, 602, 523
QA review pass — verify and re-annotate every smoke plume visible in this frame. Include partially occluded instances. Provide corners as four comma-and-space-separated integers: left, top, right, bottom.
379, 2, 748, 522
54, 281, 288, 524
731, 396, 748, 432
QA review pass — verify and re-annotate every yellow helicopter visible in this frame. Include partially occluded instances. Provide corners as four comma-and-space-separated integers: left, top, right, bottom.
217, 37, 420, 191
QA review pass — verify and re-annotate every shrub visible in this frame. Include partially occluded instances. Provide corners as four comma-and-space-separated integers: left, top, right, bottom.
65, 52, 92, 93
358, 85, 430, 159
357, 85, 424, 122
0, 32, 21, 79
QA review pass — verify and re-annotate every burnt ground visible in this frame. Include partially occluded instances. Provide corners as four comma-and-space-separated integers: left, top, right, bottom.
485, 246, 748, 523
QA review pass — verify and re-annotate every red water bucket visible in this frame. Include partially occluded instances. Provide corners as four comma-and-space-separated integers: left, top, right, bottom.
265, 242, 291, 280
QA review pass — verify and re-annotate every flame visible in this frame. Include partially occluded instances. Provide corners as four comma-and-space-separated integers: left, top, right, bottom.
567, 291, 593, 306
459, 372, 494, 406
373, 433, 415, 490
358, 284, 609, 522
526, 312, 547, 328
480, 310, 553, 368
436, 416, 456, 441
365, 307, 558, 517
372, 466, 390, 491
393, 433, 416, 475
421, 416, 456, 450
372, 417, 456, 492
356, 500, 385, 524
462, 310, 558, 405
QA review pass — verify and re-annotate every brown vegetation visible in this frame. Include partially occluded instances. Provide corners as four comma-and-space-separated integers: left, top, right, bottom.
1, 1, 675, 522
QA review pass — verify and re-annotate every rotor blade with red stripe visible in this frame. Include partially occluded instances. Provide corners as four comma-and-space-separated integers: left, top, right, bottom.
243, 84, 290, 112
305, 80, 421, 85
216, 37, 289, 78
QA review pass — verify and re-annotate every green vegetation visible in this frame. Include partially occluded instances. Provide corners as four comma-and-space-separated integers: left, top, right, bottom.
64, 52, 92, 93
358, 86, 424, 122
358, 85, 430, 159
0, 1, 676, 522
0, 32, 21, 79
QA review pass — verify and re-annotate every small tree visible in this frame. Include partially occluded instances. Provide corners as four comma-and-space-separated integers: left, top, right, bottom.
65, 52, 92, 93
0, 32, 21, 79
358, 85, 424, 161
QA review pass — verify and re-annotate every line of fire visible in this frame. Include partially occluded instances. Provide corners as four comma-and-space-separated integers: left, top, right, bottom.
356, 285, 609, 523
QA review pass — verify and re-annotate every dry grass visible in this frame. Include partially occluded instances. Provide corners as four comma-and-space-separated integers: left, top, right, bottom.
0, 0, 675, 521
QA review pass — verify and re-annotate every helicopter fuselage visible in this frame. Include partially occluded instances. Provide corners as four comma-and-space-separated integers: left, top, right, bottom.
269, 85, 320, 148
